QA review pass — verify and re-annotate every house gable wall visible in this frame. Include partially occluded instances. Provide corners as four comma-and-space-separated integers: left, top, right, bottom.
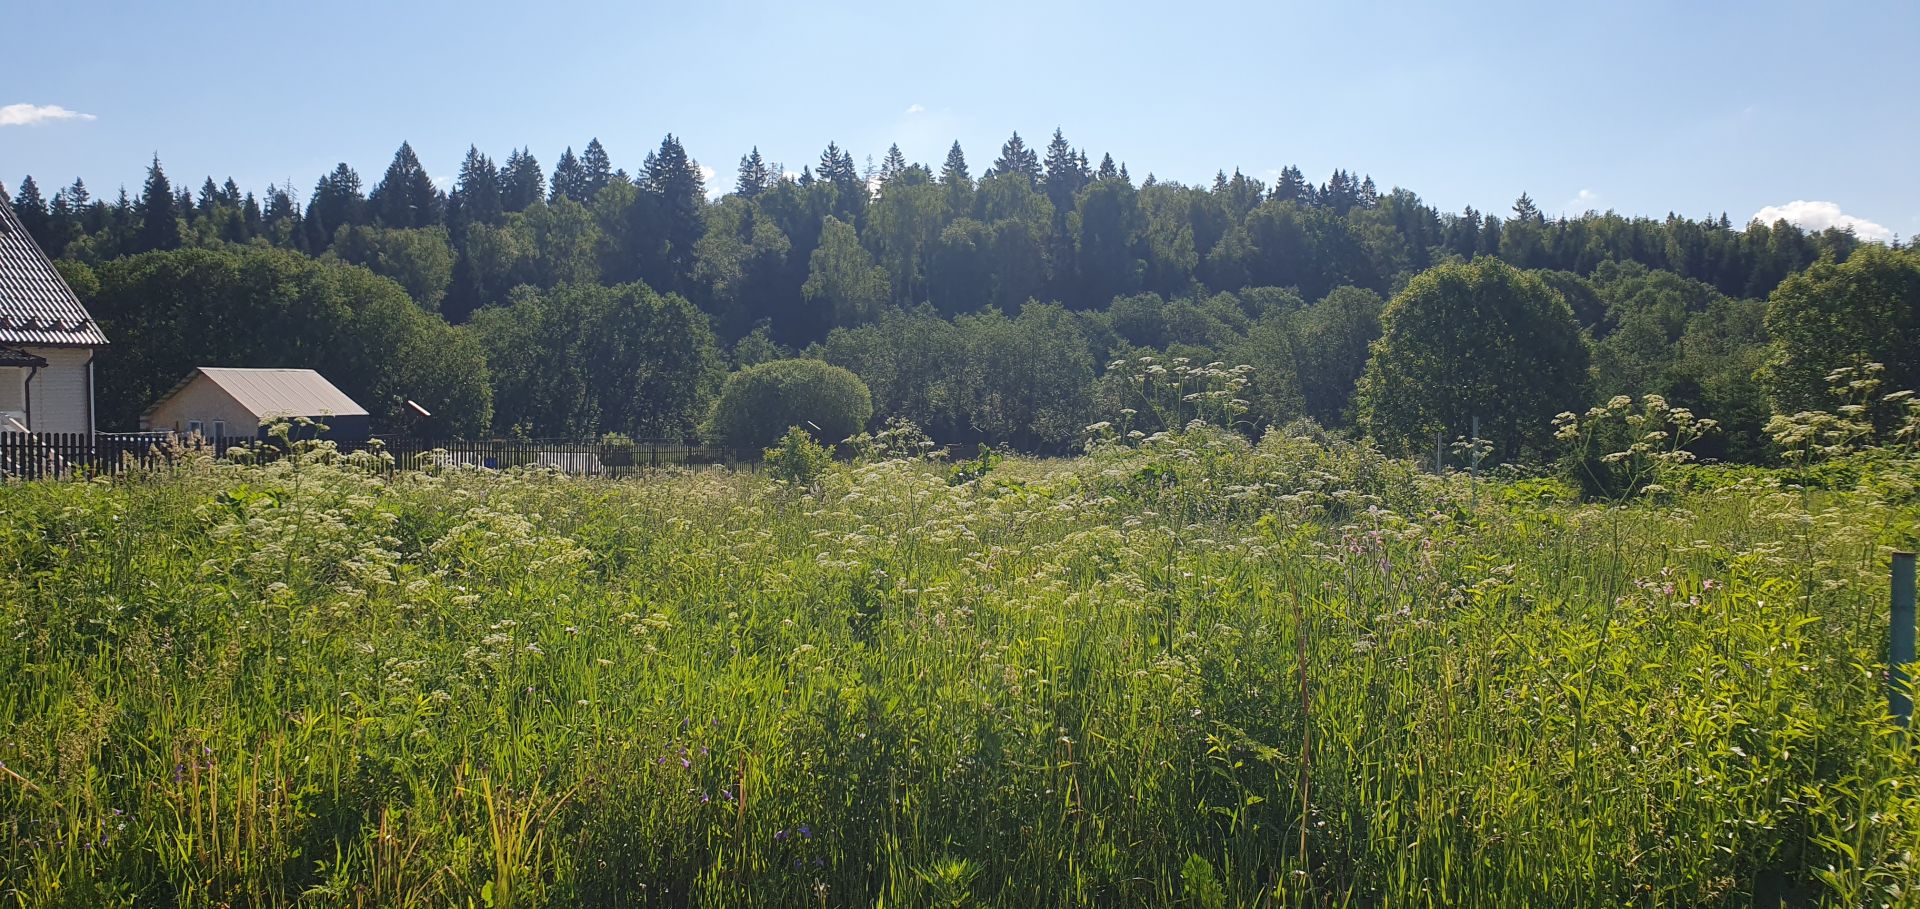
0, 347, 97, 434
143, 378, 258, 438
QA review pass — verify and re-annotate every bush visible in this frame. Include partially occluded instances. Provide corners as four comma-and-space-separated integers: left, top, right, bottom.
597, 432, 636, 469
702, 359, 873, 453
762, 426, 834, 486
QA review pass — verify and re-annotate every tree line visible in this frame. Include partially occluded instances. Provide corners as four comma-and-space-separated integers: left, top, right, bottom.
6, 130, 1910, 460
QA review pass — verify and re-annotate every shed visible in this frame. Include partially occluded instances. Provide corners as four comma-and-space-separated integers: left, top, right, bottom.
141, 368, 371, 442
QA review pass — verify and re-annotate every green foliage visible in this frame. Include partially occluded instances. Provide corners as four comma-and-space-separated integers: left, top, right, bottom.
702, 358, 873, 452
801, 216, 889, 326
1179, 855, 1226, 909
761, 425, 833, 485
596, 432, 636, 468
1762, 245, 1920, 415
471, 281, 722, 438
1359, 258, 1589, 460
86, 245, 492, 435
327, 224, 455, 310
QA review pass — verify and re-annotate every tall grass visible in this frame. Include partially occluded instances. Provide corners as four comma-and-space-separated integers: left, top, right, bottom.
1, 430, 1916, 907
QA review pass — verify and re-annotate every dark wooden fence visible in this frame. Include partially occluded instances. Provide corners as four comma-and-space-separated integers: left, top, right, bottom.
0, 433, 722, 481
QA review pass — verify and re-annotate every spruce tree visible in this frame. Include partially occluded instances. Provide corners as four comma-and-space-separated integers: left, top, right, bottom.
1042, 128, 1087, 209
12, 177, 49, 241
369, 142, 442, 228
198, 177, 221, 217
306, 163, 365, 250
1272, 165, 1307, 203
581, 138, 613, 199
550, 147, 585, 203
941, 141, 971, 186
636, 133, 706, 294
991, 132, 1042, 187
735, 147, 771, 197
136, 155, 182, 252
1096, 153, 1119, 182
501, 148, 544, 212
879, 144, 908, 186
451, 145, 504, 229
941, 141, 972, 213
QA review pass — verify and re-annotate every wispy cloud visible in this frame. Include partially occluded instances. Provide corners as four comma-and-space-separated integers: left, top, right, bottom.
1750, 200, 1893, 242
1566, 189, 1601, 212
697, 163, 722, 199
904, 103, 926, 115
0, 103, 97, 127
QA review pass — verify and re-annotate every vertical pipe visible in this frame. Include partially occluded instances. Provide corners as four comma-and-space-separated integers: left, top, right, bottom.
1893, 551, 1917, 728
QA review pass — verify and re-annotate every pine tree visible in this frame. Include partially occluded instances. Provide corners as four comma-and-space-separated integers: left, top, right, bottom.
990, 132, 1042, 186
12, 177, 49, 241
735, 147, 771, 197
581, 138, 614, 199
221, 178, 243, 207
797, 166, 815, 188
550, 147, 585, 203
136, 155, 182, 252
501, 148, 544, 212
369, 141, 442, 228
1096, 154, 1119, 182
451, 146, 504, 229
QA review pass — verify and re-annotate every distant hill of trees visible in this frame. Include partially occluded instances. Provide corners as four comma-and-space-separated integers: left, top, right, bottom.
8, 130, 1911, 460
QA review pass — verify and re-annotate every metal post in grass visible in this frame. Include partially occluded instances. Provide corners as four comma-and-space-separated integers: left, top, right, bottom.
1893, 551, 1916, 729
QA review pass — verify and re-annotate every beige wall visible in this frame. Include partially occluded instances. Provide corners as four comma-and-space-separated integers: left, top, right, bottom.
0, 347, 97, 434
143, 377, 259, 438
0, 366, 23, 427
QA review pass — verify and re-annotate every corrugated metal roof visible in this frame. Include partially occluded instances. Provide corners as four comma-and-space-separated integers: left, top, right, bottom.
0, 202, 109, 347
163, 368, 369, 419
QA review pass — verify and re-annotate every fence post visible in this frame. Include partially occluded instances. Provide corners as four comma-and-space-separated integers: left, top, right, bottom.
1893, 551, 1917, 729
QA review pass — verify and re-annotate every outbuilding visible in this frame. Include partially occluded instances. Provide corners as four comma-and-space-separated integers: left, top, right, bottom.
141, 367, 371, 442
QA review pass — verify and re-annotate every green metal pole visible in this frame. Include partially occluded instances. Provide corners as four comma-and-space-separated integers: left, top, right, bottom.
1893, 551, 1916, 728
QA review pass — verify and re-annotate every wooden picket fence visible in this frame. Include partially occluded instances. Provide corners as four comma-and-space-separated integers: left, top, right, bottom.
0, 432, 723, 481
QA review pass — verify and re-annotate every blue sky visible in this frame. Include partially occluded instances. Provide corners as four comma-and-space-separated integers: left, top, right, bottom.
5, 0, 1915, 241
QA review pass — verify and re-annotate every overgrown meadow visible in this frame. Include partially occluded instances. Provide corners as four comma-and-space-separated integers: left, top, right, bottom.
2, 427, 1918, 907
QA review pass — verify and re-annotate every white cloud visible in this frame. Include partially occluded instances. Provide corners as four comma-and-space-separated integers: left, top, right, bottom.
1750, 200, 1894, 242
698, 163, 723, 199
1567, 189, 1600, 212
0, 103, 97, 127
904, 103, 926, 115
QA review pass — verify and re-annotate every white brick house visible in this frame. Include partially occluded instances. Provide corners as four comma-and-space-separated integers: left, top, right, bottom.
0, 201, 107, 434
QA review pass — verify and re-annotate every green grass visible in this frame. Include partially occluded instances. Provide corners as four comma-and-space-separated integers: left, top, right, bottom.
1, 429, 1917, 907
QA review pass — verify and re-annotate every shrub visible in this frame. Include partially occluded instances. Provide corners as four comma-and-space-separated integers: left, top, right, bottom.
597, 432, 636, 469
762, 426, 834, 486
702, 359, 872, 453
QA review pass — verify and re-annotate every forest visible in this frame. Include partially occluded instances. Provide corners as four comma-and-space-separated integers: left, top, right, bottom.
6, 129, 1908, 460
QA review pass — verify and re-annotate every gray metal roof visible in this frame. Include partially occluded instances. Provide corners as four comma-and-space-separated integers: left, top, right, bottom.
155, 367, 370, 419
0, 201, 108, 347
